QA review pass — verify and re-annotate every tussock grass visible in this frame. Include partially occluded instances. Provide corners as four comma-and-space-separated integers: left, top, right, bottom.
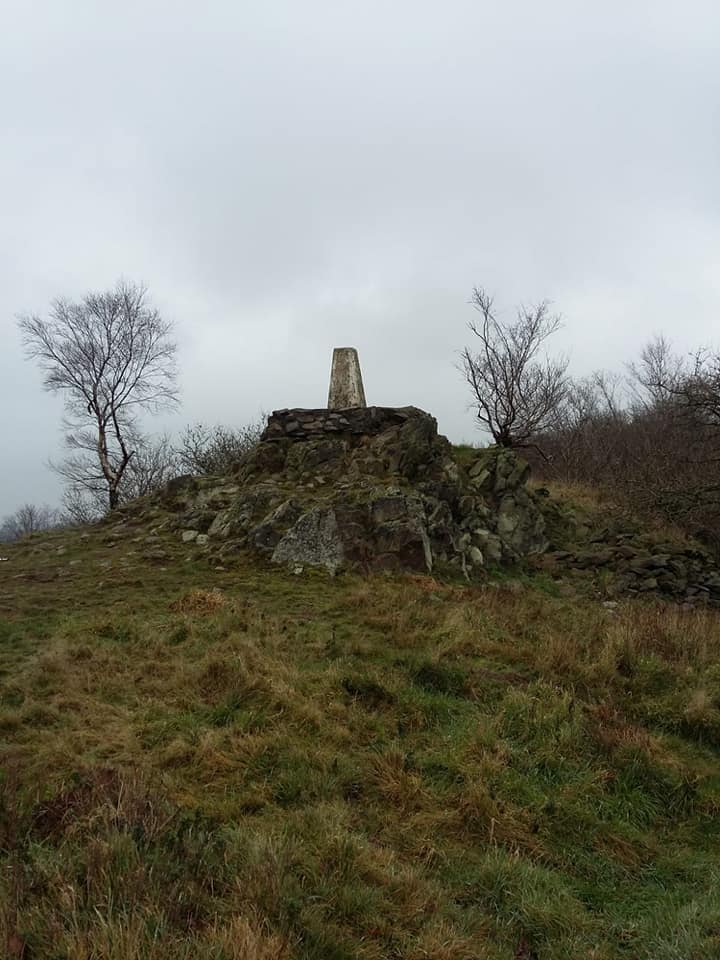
2, 524, 720, 957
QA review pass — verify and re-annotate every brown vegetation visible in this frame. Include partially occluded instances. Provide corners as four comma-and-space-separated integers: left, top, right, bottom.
530, 338, 720, 548
2, 511, 720, 957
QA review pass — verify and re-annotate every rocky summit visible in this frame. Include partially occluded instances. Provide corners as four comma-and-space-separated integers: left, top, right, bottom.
153, 406, 548, 576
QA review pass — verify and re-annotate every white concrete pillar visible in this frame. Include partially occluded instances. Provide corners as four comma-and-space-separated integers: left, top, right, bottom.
327, 347, 366, 408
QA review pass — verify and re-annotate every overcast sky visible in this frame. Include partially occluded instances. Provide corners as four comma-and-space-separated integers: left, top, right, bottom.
2, 0, 719, 515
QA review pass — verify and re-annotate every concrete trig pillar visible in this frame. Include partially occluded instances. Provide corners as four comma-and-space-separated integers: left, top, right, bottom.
327, 347, 366, 409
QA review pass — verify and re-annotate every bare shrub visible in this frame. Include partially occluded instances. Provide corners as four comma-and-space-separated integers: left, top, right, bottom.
175, 419, 264, 475
534, 337, 720, 546
60, 433, 180, 523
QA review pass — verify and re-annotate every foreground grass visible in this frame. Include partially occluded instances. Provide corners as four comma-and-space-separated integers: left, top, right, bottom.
2, 521, 720, 958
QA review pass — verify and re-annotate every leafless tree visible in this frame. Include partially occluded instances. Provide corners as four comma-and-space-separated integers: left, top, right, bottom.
60, 486, 105, 527
460, 287, 569, 448
123, 434, 180, 498
629, 336, 720, 446
543, 371, 628, 479
19, 280, 178, 512
633, 337, 720, 430
629, 335, 685, 409
0, 503, 61, 542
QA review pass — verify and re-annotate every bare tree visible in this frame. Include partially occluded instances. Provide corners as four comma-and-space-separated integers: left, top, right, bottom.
19, 280, 178, 512
543, 371, 628, 479
629, 335, 685, 409
60, 486, 105, 527
640, 340, 720, 429
630, 335, 720, 440
0, 503, 61, 542
460, 287, 569, 448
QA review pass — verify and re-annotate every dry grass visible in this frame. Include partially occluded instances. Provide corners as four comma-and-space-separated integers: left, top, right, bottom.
531, 478, 612, 512
170, 588, 228, 615
2, 519, 720, 958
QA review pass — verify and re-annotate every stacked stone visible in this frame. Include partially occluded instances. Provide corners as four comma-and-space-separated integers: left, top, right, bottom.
547, 541, 720, 606
261, 406, 433, 441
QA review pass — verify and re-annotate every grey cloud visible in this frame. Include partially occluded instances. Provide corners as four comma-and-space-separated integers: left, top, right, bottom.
2, 0, 719, 512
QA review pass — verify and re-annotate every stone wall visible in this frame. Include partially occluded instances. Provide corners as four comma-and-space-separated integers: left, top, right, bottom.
542, 524, 720, 606
261, 406, 433, 441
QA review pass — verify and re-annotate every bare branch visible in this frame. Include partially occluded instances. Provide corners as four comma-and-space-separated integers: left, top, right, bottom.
174, 419, 264, 475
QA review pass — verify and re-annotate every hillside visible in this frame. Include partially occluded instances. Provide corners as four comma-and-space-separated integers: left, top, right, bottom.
2, 431, 720, 958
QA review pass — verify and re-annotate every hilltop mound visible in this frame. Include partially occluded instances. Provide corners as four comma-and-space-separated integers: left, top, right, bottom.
110, 405, 720, 609
135, 406, 548, 576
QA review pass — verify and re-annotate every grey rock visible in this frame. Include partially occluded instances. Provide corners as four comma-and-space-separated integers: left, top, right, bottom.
272, 507, 345, 574
468, 546, 484, 566
374, 517, 433, 573
208, 510, 231, 539
250, 522, 282, 551
143, 549, 169, 562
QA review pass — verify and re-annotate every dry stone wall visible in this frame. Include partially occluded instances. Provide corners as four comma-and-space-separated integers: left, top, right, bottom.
261, 406, 430, 440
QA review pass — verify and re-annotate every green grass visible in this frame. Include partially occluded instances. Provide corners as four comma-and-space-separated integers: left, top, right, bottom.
2, 518, 720, 958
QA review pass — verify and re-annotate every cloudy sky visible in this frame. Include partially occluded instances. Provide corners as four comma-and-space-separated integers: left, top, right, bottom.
2, 0, 719, 515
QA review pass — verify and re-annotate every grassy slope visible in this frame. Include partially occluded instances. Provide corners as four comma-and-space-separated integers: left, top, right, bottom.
2, 512, 720, 960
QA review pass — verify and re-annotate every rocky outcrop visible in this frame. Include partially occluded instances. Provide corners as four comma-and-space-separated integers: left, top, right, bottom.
465, 448, 547, 559
104, 403, 720, 604
156, 408, 548, 577
122, 405, 720, 602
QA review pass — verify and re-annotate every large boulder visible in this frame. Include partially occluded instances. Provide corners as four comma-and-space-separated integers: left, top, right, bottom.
271, 506, 345, 574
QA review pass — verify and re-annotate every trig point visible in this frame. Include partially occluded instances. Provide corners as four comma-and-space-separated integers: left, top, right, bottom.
327, 347, 366, 409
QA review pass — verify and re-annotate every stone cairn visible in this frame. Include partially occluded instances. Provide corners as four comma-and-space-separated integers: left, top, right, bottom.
159, 348, 549, 576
